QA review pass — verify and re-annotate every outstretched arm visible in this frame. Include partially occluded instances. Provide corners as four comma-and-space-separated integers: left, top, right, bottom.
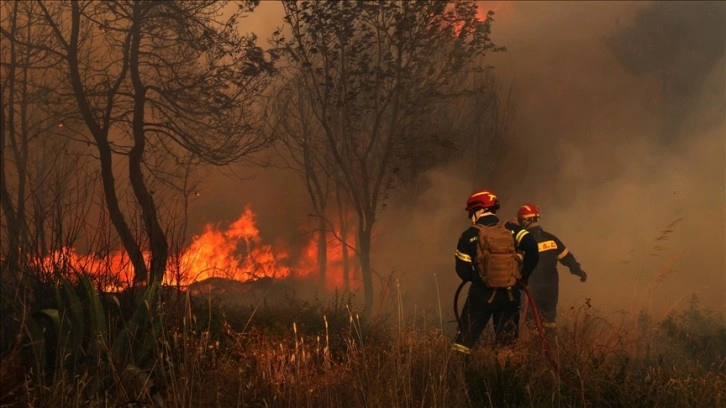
556, 239, 587, 282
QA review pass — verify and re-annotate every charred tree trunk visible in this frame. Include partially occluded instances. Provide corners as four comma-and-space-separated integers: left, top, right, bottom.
358, 223, 373, 314
337, 188, 351, 293
0, 4, 21, 271
316, 215, 327, 289
63, 2, 148, 282
129, 3, 167, 283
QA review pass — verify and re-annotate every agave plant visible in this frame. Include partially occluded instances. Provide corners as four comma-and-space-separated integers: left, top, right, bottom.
22, 272, 165, 406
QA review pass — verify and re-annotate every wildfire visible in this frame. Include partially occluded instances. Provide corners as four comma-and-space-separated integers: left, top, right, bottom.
298, 227, 359, 291
176, 206, 291, 284
34, 205, 359, 293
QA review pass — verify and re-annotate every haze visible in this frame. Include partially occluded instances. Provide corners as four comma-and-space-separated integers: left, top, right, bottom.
190, 1, 725, 320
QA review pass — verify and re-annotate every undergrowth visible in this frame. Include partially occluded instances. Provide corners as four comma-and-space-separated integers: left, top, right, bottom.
1, 275, 724, 408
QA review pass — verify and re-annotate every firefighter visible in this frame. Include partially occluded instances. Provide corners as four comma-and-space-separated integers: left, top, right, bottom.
517, 203, 587, 330
452, 190, 539, 355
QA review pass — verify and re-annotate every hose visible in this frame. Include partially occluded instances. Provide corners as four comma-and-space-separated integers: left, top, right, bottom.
453, 279, 468, 332
452, 279, 589, 406
519, 280, 589, 407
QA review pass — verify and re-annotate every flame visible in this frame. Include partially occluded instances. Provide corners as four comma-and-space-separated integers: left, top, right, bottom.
177, 206, 290, 284
33, 205, 358, 292
32, 247, 137, 291
298, 227, 361, 291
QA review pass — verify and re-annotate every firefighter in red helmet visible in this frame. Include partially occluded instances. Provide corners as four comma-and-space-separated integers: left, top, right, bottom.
517, 203, 587, 330
452, 190, 539, 354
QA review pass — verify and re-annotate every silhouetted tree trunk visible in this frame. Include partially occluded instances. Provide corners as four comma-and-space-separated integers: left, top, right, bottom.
1, 1, 82, 278
128, 3, 166, 281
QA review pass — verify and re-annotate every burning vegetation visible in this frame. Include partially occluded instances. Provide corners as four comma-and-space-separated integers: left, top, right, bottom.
1, 0, 724, 407
29, 205, 360, 293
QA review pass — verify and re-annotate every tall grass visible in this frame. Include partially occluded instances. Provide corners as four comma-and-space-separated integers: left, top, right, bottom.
1, 272, 724, 407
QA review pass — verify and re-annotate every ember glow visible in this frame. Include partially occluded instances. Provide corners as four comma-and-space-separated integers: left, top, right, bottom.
298, 227, 359, 291
34, 205, 359, 292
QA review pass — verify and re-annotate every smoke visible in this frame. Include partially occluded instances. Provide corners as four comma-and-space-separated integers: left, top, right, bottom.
375, 1, 725, 319
191, 2, 724, 319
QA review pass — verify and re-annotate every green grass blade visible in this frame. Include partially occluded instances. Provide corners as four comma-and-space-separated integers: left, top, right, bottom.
78, 273, 108, 340
110, 280, 160, 366
60, 275, 85, 370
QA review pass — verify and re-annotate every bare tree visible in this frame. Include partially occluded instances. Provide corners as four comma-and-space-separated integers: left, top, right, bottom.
27, 0, 274, 283
275, 1, 503, 312
440, 67, 514, 184
269, 76, 332, 289
1, 0, 91, 282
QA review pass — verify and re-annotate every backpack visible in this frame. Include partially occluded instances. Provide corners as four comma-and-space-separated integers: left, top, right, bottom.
472, 221, 521, 288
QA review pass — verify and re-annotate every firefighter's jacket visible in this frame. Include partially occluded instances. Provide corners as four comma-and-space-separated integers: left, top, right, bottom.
455, 213, 539, 286
526, 225, 583, 287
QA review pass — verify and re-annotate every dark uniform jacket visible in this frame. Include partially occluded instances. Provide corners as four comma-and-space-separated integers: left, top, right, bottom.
527, 225, 583, 287
455, 214, 539, 287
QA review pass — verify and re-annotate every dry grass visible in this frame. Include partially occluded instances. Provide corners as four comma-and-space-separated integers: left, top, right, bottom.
2, 275, 724, 408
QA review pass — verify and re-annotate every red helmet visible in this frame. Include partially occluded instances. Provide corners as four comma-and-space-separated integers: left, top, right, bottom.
465, 190, 500, 213
517, 203, 540, 220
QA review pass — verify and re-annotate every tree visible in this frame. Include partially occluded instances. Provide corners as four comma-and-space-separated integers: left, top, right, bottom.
390, 66, 514, 194
275, 1, 503, 312
27, 0, 274, 283
269, 75, 336, 290
1, 0, 92, 280
443, 67, 514, 184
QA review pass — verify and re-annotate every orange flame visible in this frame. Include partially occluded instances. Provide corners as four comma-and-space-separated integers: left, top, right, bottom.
298, 228, 360, 291
34, 205, 358, 292
176, 206, 290, 284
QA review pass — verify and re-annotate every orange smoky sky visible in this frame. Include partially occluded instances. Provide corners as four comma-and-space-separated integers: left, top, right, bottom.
477, 1, 513, 20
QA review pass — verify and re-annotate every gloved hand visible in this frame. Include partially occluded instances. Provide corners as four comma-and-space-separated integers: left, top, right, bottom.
579, 270, 588, 283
